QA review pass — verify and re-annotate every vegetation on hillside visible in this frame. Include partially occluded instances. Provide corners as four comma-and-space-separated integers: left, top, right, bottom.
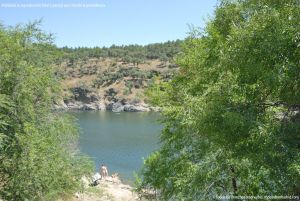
93, 67, 173, 91
138, 0, 300, 200
0, 22, 93, 200
60, 40, 182, 66
56, 41, 182, 106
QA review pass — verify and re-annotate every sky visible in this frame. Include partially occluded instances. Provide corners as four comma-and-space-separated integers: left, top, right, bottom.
0, 0, 218, 47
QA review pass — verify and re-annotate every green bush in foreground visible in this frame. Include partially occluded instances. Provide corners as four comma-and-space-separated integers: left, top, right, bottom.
0, 22, 93, 200
138, 0, 300, 200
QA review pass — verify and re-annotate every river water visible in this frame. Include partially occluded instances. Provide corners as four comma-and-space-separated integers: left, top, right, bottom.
72, 111, 161, 183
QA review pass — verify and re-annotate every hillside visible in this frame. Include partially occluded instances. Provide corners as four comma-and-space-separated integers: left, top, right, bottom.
54, 40, 182, 112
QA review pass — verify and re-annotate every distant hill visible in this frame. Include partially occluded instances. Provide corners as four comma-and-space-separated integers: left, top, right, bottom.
54, 40, 183, 111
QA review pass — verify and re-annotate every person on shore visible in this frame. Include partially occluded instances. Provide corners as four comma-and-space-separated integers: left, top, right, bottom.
100, 164, 108, 179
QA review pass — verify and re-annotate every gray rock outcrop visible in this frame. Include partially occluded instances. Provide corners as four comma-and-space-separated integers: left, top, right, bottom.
109, 102, 124, 113
53, 86, 158, 112
123, 104, 150, 112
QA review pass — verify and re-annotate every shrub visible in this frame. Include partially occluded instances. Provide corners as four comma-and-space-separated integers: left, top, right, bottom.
0, 22, 93, 201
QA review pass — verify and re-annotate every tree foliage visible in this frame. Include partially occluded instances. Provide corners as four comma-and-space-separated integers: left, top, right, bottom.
138, 0, 300, 200
60, 40, 183, 65
0, 22, 93, 200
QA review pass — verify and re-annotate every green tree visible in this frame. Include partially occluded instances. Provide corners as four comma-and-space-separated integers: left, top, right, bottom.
138, 0, 300, 200
0, 22, 92, 200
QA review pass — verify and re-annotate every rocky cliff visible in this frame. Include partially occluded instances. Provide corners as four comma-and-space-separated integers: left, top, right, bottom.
55, 58, 176, 112
54, 41, 182, 112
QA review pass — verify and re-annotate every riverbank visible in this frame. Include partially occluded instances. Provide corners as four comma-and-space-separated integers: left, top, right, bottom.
54, 100, 161, 112
66, 176, 140, 201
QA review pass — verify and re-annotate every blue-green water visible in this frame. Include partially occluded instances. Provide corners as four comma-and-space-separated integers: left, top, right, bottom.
72, 111, 161, 182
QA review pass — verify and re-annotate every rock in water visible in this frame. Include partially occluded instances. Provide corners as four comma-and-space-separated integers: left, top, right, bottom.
111, 102, 124, 112
124, 104, 150, 112
83, 104, 97, 110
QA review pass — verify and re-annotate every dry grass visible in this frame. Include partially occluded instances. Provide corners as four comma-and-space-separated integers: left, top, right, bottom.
59, 57, 178, 104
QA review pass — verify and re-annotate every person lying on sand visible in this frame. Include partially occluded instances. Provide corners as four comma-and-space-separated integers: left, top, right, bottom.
111, 173, 119, 178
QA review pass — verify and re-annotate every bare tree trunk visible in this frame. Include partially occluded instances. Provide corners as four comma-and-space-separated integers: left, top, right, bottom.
230, 165, 238, 195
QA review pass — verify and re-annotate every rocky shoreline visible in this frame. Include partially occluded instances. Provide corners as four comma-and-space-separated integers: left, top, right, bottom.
54, 86, 160, 112
70, 175, 140, 201
53, 100, 160, 112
